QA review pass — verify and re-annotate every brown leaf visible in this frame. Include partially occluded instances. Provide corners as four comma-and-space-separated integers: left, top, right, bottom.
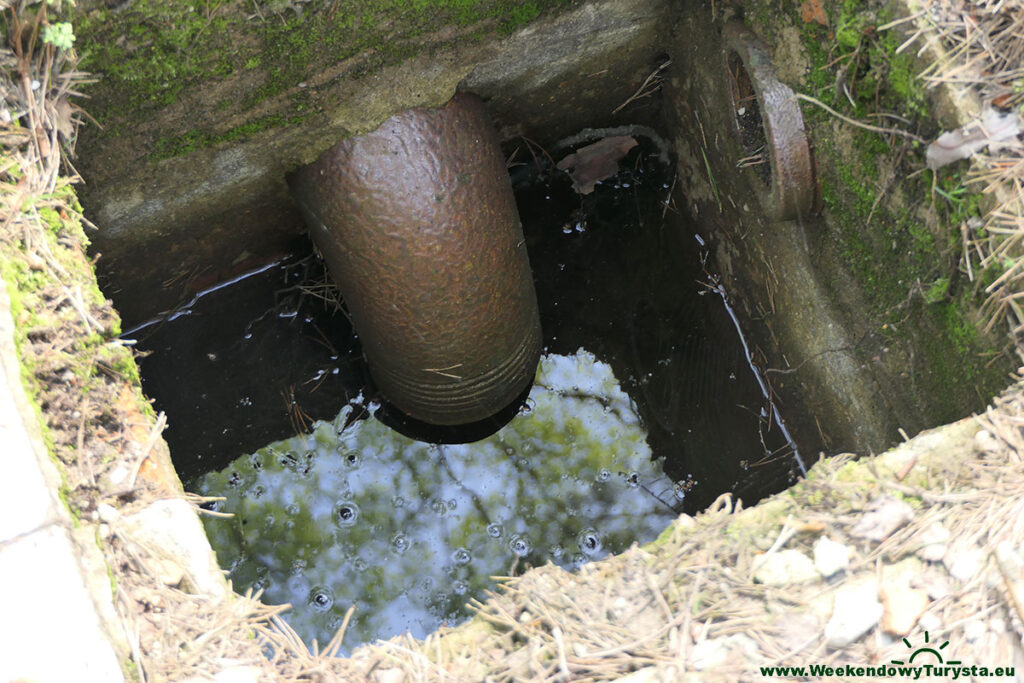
53, 96, 75, 140
556, 135, 638, 195
800, 0, 828, 26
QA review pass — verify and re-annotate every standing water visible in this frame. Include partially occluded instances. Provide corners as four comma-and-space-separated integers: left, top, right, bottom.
131, 131, 805, 652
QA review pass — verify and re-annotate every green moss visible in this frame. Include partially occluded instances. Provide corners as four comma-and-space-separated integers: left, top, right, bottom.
75, 0, 572, 157
150, 112, 308, 160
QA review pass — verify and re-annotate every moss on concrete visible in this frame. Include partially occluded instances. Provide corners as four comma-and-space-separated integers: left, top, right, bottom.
747, 0, 1010, 422
74, 0, 570, 158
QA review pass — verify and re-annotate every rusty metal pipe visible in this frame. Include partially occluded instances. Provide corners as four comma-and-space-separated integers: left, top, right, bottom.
288, 93, 541, 426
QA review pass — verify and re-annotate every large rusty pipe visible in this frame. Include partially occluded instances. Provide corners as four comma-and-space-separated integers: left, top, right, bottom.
288, 93, 542, 426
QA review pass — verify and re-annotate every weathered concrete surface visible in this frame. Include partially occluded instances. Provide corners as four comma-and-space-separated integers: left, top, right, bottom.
664, 0, 1012, 456
0, 278, 126, 682
76, 0, 669, 326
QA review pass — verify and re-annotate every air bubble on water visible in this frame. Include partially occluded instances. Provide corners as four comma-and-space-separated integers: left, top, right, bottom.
392, 533, 410, 554
343, 450, 361, 468
626, 472, 640, 488
308, 586, 334, 613
452, 580, 468, 596
292, 558, 306, 573
333, 501, 360, 527
504, 447, 515, 456
572, 553, 588, 569
249, 453, 263, 471
517, 458, 528, 468
486, 523, 503, 538
392, 496, 406, 508
447, 499, 457, 510
578, 529, 602, 557
452, 547, 472, 566
251, 485, 266, 499
286, 503, 300, 516
596, 468, 611, 483
509, 535, 531, 557
431, 499, 447, 515
550, 546, 563, 559
353, 558, 367, 572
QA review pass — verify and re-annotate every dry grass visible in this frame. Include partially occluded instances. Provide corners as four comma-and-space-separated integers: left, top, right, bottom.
904, 1, 1024, 350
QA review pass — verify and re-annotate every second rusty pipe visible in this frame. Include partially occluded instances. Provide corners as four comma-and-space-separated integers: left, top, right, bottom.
288, 93, 542, 427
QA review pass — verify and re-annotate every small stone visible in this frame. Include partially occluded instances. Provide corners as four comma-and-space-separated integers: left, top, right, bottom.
912, 571, 951, 601
879, 584, 930, 636
121, 499, 227, 597
753, 549, 819, 586
916, 522, 950, 562
945, 546, 984, 582
813, 536, 850, 578
690, 635, 758, 671
611, 666, 660, 683
675, 514, 697, 530
151, 557, 185, 587
850, 496, 914, 541
825, 580, 882, 648
211, 664, 263, 683
104, 464, 131, 489
964, 620, 986, 642
373, 668, 405, 683
973, 429, 1001, 454
96, 503, 119, 524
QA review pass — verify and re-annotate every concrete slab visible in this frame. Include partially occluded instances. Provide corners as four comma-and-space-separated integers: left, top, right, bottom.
0, 278, 68, 543
0, 524, 124, 682
0, 278, 125, 681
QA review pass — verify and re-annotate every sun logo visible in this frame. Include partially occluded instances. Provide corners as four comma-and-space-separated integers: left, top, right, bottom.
890, 631, 961, 666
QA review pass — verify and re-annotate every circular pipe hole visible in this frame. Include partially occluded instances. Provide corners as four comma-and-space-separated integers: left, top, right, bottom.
722, 20, 816, 221
725, 50, 771, 188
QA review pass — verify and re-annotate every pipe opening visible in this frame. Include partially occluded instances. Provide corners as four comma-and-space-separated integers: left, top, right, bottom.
726, 50, 771, 187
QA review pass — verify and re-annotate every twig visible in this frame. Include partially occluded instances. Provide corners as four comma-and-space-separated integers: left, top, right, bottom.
613, 59, 671, 114
793, 93, 926, 143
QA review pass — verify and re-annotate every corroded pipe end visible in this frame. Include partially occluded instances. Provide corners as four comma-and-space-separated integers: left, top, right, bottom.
289, 93, 541, 426
722, 20, 816, 221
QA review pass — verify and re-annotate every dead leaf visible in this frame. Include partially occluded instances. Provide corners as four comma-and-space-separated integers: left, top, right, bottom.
53, 96, 75, 140
556, 136, 638, 195
800, 0, 828, 26
926, 106, 1022, 170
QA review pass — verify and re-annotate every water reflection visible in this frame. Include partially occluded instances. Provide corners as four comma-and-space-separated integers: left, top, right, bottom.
199, 349, 677, 652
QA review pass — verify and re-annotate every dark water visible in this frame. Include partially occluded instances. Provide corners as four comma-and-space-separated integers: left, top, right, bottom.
129, 133, 805, 652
